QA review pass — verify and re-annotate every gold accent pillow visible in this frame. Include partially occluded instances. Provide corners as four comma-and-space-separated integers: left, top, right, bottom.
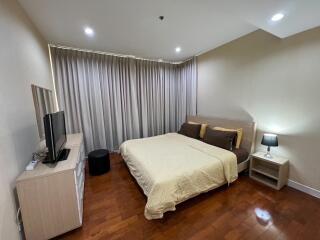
213, 127, 243, 149
188, 121, 208, 139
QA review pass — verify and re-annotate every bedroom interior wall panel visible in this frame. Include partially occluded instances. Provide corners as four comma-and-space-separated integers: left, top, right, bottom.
0, 0, 52, 239
197, 28, 320, 191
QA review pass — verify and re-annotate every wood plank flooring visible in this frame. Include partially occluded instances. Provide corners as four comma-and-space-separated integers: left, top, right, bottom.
57, 154, 320, 240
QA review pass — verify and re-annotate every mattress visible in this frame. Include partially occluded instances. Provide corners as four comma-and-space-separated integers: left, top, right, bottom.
120, 133, 238, 220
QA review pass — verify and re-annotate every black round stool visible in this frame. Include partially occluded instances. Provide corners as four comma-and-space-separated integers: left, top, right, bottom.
88, 149, 110, 176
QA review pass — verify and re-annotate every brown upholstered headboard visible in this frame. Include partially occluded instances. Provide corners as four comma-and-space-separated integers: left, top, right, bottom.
187, 115, 257, 154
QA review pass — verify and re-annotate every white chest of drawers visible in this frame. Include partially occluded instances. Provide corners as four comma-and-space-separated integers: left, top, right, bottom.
16, 133, 85, 240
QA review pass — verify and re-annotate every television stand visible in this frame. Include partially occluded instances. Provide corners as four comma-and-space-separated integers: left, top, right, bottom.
16, 134, 85, 239
58, 148, 70, 161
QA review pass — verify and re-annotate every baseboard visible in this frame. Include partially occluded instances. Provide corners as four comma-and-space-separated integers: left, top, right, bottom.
287, 179, 320, 199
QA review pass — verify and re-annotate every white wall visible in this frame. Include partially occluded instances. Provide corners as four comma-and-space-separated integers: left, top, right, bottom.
0, 0, 52, 239
198, 28, 320, 191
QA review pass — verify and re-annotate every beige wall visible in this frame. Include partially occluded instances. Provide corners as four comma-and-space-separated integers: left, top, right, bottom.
198, 28, 320, 191
0, 0, 52, 239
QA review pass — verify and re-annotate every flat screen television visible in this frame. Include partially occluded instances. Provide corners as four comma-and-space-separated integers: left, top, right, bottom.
43, 111, 69, 163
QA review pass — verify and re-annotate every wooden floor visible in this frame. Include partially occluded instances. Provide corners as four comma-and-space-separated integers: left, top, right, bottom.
58, 154, 320, 240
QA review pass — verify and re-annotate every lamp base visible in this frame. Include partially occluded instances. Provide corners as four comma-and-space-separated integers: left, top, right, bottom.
264, 146, 273, 158
264, 152, 273, 159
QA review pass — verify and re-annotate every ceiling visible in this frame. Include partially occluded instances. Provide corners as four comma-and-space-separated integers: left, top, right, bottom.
18, 0, 320, 62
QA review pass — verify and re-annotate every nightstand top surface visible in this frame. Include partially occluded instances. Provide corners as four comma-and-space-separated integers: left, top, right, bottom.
251, 152, 289, 165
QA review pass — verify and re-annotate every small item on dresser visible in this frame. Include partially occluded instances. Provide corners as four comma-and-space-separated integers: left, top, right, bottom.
26, 160, 38, 171
26, 150, 47, 170
32, 149, 48, 162
88, 149, 110, 176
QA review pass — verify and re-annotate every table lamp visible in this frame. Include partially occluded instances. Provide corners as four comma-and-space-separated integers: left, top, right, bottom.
261, 133, 278, 158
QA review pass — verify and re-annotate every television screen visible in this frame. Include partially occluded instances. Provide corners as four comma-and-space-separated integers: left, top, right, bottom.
43, 111, 67, 163
51, 112, 66, 160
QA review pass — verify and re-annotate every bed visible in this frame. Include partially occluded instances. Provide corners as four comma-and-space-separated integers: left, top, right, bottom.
120, 115, 256, 220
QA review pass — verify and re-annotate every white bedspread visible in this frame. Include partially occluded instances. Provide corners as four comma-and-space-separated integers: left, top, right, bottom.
120, 133, 238, 220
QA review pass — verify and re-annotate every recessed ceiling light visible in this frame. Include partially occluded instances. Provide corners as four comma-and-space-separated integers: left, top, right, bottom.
158, 59, 163, 62
84, 27, 94, 36
271, 13, 284, 22
175, 47, 181, 53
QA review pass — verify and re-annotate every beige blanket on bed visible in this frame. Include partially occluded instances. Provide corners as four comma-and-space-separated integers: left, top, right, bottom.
120, 133, 238, 220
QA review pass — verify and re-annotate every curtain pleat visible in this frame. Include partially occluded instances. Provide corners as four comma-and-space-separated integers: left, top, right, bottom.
51, 47, 197, 153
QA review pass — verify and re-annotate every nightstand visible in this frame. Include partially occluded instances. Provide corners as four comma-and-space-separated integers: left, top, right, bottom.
249, 152, 289, 190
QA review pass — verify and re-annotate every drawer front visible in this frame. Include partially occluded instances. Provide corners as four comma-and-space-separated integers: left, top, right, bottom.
75, 165, 84, 192
79, 195, 84, 223
75, 142, 85, 179
74, 166, 84, 223
79, 143, 85, 161
78, 169, 84, 197
75, 142, 85, 223
78, 167, 85, 220
76, 158, 83, 179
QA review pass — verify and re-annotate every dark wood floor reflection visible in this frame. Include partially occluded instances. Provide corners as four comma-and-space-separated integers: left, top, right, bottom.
58, 154, 320, 240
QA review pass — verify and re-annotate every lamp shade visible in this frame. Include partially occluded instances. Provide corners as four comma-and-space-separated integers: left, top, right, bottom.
261, 133, 278, 147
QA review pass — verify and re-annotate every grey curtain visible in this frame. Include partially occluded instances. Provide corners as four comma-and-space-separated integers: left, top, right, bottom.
50, 47, 197, 152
